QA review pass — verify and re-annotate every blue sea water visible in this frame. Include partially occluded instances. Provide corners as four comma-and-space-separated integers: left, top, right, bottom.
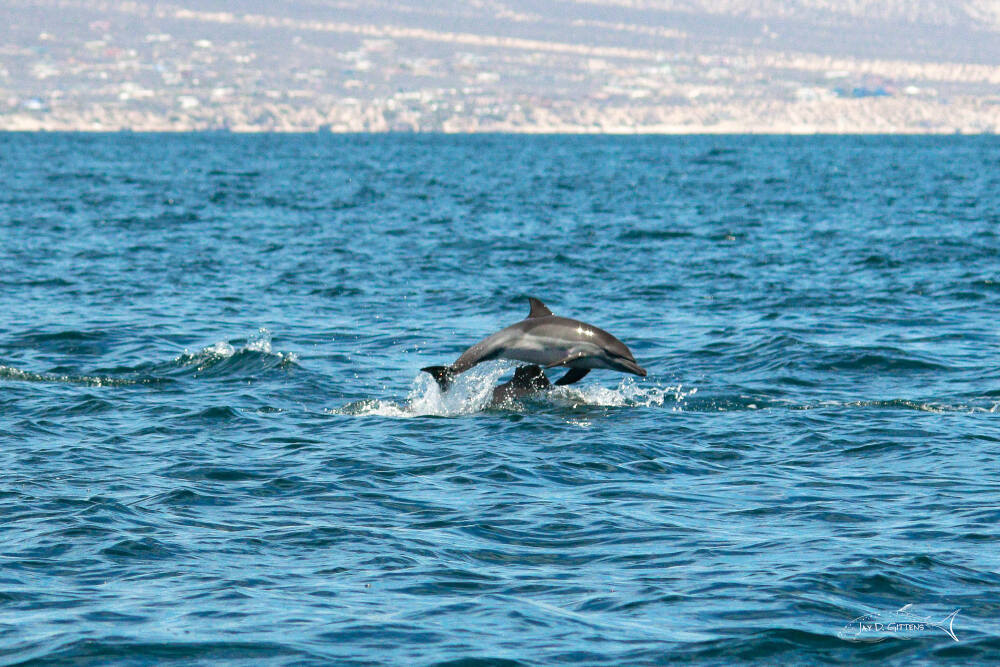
1, 133, 999, 665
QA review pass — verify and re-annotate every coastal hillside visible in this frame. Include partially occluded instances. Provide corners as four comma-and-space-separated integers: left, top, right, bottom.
3, 0, 999, 131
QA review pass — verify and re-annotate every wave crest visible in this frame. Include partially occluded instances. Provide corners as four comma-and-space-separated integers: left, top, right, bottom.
0, 329, 297, 387
173, 329, 298, 375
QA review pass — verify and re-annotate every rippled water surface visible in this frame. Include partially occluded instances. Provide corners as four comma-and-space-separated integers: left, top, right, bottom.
2, 133, 999, 665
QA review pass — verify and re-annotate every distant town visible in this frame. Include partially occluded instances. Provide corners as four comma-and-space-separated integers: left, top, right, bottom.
3, 0, 1000, 133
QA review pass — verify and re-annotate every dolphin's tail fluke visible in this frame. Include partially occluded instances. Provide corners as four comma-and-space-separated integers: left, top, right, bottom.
421, 365, 455, 392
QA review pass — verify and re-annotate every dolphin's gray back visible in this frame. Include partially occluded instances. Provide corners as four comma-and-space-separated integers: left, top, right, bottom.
450, 315, 633, 371
450, 324, 526, 373
518, 316, 633, 359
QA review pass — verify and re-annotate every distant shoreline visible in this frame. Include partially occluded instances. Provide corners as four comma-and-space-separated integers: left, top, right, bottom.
0, 127, 996, 135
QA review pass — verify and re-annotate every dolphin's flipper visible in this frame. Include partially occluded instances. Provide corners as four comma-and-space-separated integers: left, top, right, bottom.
421, 365, 455, 392
555, 368, 590, 385
527, 297, 553, 319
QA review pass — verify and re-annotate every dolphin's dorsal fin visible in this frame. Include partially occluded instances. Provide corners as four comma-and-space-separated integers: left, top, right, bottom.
527, 297, 553, 318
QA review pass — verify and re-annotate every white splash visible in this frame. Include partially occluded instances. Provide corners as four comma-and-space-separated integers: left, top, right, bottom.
549, 378, 696, 409
244, 328, 274, 354
339, 361, 517, 418
176, 328, 297, 366
201, 341, 236, 358
334, 364, 696, 418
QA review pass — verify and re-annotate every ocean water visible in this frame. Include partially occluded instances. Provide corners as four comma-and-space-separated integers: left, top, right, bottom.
1, 133, 999, 665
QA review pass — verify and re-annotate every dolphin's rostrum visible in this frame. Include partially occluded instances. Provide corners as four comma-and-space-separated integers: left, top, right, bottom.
422, 297, 646, 391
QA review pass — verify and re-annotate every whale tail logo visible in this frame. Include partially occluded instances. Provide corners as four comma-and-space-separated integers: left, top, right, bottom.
937, 609, 960, 642
838, 605, 960, 643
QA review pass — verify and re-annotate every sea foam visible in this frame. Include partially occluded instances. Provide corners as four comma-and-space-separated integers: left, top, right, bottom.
334, 362, 693, 418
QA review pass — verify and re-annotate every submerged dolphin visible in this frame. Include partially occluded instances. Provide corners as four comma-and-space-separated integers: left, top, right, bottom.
490, 364, 551, 407
422, 297, 646, 391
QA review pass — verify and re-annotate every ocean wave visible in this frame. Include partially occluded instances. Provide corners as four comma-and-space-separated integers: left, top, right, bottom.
0, 364, 149, 387
170, 328, 298, 377
804, 398, 1000, 414
0, 328, 297, 387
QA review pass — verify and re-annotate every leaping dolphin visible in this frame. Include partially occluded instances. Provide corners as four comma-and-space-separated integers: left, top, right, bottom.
421, 297, 646, 391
